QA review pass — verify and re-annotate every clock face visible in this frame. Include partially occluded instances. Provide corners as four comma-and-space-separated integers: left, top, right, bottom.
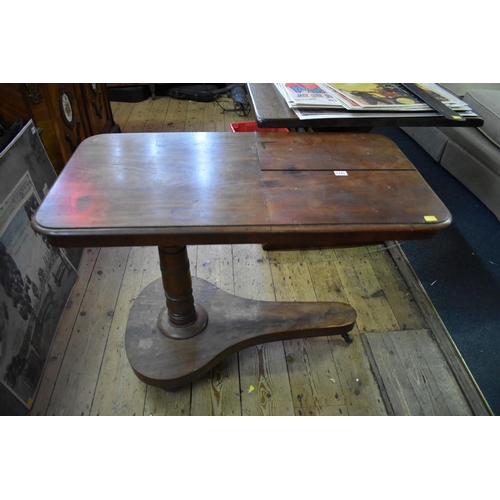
61, 93, 73, 123
59, 86, 74, 129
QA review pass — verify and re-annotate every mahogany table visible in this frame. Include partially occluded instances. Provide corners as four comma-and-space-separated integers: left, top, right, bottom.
32, 132, 451, 389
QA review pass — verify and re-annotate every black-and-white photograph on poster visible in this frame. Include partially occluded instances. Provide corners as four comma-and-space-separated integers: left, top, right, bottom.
0, 172, 77, 408
0, 120, 81, 412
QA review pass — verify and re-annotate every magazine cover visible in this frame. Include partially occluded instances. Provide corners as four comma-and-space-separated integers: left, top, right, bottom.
326, 83, 427, 109
280, 83, 343, 107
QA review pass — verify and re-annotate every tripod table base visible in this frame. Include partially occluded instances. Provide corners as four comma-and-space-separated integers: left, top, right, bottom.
125, 276, 357, 390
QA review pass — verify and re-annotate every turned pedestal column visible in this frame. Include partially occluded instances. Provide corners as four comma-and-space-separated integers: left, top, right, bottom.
156, 246, 208, 340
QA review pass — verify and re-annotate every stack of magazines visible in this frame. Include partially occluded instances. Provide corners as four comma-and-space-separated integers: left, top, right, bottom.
274, 83, 478, 120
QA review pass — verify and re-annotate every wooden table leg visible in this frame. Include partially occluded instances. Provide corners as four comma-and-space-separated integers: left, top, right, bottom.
125, 245, 357, 390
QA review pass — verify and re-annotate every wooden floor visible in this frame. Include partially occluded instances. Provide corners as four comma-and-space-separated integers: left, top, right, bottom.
29, 94, 492, 416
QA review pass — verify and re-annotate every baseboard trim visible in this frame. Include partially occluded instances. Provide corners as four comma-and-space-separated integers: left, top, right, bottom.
385, 240, 493, 416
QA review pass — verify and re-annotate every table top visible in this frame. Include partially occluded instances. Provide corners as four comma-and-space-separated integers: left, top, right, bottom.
32, 132, 451, 248
247, 83, 485, 130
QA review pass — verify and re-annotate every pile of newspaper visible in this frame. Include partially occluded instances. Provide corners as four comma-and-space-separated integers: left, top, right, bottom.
274, 83, 477, 120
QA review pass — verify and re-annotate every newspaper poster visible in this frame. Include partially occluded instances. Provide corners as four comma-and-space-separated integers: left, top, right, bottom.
0, 127, 79, 409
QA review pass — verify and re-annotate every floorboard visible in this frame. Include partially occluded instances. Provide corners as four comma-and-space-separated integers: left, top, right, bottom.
363, 329, 473, 416
28, 93, 488, 416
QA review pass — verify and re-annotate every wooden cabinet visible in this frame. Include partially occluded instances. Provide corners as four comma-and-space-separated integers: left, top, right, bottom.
79, 84, 116, 135
0, 83, 119, 174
